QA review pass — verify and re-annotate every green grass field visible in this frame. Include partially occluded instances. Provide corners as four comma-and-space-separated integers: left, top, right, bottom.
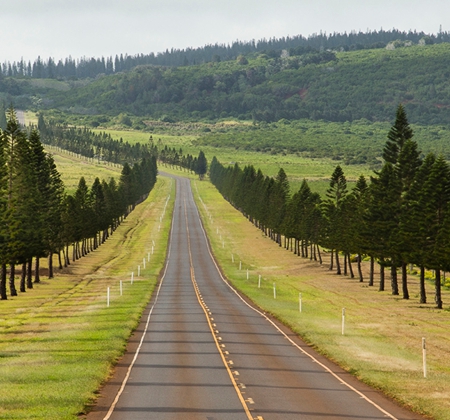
95, 126, 373, 196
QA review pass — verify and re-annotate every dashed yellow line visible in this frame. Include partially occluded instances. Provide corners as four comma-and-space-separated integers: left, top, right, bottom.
183, 198, 254, 420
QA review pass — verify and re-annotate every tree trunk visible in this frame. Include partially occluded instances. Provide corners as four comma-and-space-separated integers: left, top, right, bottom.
65, 244, 70, 266
419, 265, 426, 304
47, 253, 53, 279
329, 249, 334, 271
20, 262, 26, 293
27, 258, 33, 289
34, 258, 40, 283
316, 245, 322, 265
369, 256, 374, 286
348, 254, 354, 279
401, 262, 409, 300
343, 253, 348, 275
435, 269, 443, 309
335, 250, 341, 275
0, 264, 7, 300
9, 264, 17, 296
357, 254, 363, 282
379, 264, 385, 292
58, 251, 63, 270
390, 265, 399, 295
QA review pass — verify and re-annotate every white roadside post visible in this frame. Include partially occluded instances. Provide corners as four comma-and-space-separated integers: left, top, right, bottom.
342, 308, 346, 335
143, 258, 146, 269
246, 269, 249, 280
273, 283, 276, 299
258, 275, 261, 288
148, 252, 150, 262
120, 280, 123, 296
423, 338, 427, 378
131, 272, 134, 284
138, 265, 141, 277
239, 261, 242, 270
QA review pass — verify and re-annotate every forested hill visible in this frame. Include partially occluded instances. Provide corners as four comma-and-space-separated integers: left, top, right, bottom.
2, 43, 450, 126
38, 43, 450, 125
1, 29, 448, 79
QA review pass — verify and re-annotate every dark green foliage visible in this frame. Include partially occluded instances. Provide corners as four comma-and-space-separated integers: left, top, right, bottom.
196, 151, 207, 180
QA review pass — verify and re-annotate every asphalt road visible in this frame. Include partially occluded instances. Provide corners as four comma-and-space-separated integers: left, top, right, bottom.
88, 175, 424, 420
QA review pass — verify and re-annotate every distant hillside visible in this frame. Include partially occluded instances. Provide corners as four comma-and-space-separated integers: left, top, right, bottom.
36, 43, 450, 125
1, 28, 448, 79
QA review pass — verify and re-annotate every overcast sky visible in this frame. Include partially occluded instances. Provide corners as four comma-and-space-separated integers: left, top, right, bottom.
1, 0, 448, 63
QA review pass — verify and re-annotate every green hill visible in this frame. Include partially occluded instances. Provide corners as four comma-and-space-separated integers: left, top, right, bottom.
38, 43, 450, 125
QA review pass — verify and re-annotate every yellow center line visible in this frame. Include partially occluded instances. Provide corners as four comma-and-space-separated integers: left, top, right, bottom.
183, 197, 254, 420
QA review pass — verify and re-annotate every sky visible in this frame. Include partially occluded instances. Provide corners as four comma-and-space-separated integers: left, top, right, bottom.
0, 0, 449, 64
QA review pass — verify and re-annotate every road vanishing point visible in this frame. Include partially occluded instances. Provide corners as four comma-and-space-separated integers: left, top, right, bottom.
87, 175, 424, 420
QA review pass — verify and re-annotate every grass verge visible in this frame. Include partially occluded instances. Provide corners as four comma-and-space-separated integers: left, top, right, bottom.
191, 171, 450, 420
0, 173, 175, 419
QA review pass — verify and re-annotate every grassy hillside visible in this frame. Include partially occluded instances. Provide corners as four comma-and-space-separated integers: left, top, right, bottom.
40, 43, 450, 125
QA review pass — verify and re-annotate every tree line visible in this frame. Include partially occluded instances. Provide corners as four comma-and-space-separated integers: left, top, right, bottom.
210, 105, 449, 308
0, 108, 157, 300
1, 29, 448, 80
158, 146, 207, 179
38, 116, 157, 164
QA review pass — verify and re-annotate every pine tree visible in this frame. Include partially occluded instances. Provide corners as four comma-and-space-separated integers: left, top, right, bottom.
383, 104, 414, 164
196, 150, 207, 180
322, 165, 348, 274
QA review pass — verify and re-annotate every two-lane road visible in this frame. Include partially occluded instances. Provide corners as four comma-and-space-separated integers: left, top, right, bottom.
88, 175, 424, 420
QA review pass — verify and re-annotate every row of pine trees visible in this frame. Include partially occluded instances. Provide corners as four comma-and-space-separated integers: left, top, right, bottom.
38, 117, 155, 165
210, 105, 448, 308
0, 108, 157, 300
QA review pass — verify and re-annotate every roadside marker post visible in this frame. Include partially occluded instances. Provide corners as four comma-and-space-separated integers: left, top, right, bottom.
342, 308, 346, 335
239, 261, 242, 270
131, 272, 134, 284
152, 246, 154, 255
143, 258, 146, 269
273, 283, 276, 299
423, 338, 427, 378
120, 280, 123, 296
246, 269, 249, 280
147, 252, 150, 262
258, 275, 261, 288
138, 265, 141, 277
